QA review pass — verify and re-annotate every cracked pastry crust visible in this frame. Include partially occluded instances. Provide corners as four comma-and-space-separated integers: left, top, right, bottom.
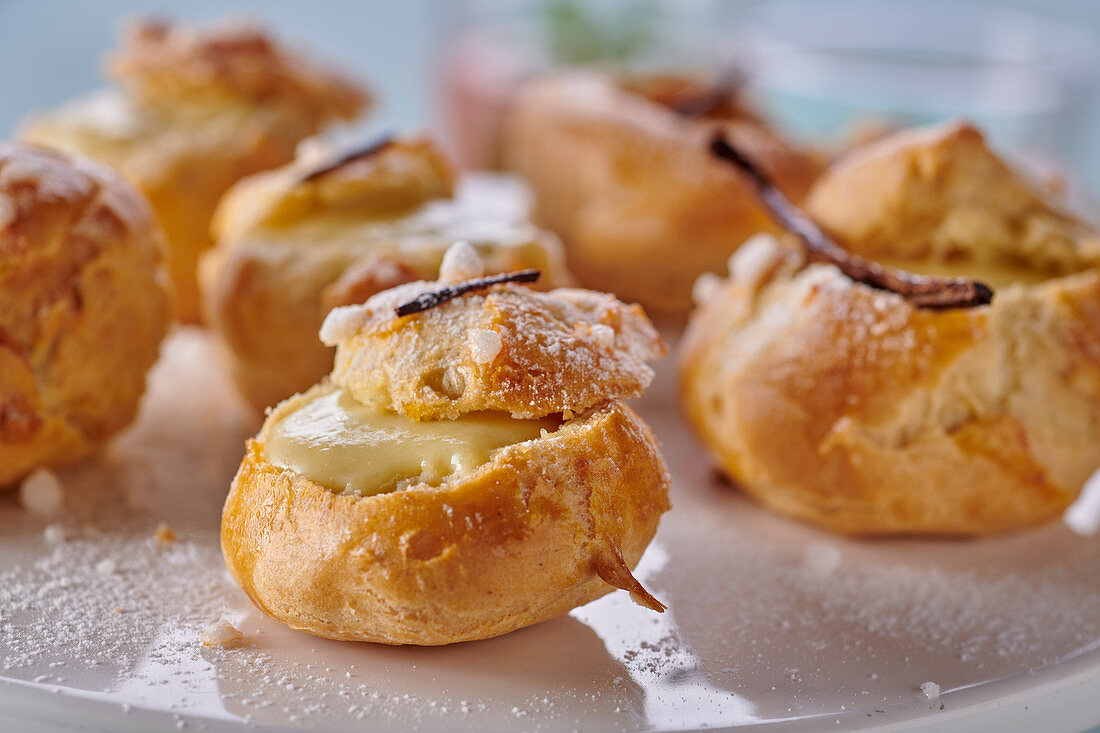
0, 143, 170, 486
321, 279, 665, 421
505, 70, 822, 316
221, 252, 670, 644
200, 137, 573, 412
680, 122, 1100, 536
21, 18, 368, 323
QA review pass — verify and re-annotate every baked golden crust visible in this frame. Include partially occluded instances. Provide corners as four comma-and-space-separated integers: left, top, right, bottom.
322, 280, 666, 421
200, 138, 574, 412
0, 143, 170, 486
222, 398, 670, 644
108, 18, 366, 123
505, 70, 822, 316
222, 243, 670, 642
680, 122, 1100, 536
806, 120, 1100, 275
21, 18, 368, 323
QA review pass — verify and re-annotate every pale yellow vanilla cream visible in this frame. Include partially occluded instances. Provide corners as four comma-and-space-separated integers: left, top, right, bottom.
264, 388, 561, 495
874, 257, 1049, 288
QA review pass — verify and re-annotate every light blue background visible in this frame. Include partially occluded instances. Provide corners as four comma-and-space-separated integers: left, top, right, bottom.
1, 0, 1098, 187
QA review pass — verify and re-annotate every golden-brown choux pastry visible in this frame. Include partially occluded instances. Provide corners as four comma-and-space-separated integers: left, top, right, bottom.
680, 121, 1100, 536
0, 142, 170, 486
221, 243, 670, 644
200, 136, 572, 412
505, 70, 823, 317
21, 18, 369, 323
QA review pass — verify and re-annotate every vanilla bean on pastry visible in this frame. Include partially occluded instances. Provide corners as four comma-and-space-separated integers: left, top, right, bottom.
709, 134, 993, 309
298, 134, 394, 183
201, 137, 572, 411
222, 244, 671, 644
394, 269, 540, 316
505, 70, 822, 316
681, 121, 1100, 536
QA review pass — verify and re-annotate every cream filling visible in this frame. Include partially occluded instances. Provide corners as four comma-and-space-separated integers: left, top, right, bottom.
258, 204, 545, 252
874, 257, 1050, 288
264, 388, 561, 496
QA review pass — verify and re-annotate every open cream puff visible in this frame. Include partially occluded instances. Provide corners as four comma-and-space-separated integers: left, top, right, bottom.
680, 121, 1100, 536
200, 136, 571, 412
21, 18, 368, 322
221, 244, 670, 644
0, 142, 170, 486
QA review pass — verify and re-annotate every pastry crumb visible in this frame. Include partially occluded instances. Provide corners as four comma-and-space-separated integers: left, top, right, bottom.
202, 619, 243, 647
153, 522, 177, 543
19, 468, 64, 517
921, 681, 941, 700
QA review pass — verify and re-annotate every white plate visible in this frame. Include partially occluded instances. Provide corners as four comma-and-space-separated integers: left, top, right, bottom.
2, 324, 1099, 733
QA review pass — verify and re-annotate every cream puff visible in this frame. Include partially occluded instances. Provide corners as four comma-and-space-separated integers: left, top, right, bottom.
0, 142, 170, 486
221, 244, 670, 644
505, 70, 823, 316
200, 136, 572, 412
21, 17, 369, 322
680, 121, 1100, 536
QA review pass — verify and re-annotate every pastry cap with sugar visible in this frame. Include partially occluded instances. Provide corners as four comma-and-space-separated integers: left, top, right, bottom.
680, 122, 1100, 536
108, 17, 369, 123
320, 243, 667, 420
212, 137, 454, 241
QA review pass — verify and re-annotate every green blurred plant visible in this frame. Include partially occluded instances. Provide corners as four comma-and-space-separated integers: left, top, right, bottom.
543, 0, 659, 64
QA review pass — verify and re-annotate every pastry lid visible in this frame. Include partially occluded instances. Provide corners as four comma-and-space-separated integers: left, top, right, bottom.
107, 17, 369, 121
320, 243, 666, 420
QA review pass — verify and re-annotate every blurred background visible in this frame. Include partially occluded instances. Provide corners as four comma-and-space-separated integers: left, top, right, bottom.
1, 0, 1098, 189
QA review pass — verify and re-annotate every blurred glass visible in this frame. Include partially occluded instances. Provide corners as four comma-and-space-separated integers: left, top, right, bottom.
736, 0, 1099, 165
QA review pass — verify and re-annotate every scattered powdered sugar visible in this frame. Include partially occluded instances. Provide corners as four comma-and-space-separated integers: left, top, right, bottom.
467, 328, 502, 365
920, 681, 941, 700
0, 522, 231, 684
19, 468, 64, 517
0, 268, 1096, 730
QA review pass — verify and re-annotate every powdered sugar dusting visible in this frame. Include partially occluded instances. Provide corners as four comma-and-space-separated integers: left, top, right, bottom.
0, 327, 1097, 730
